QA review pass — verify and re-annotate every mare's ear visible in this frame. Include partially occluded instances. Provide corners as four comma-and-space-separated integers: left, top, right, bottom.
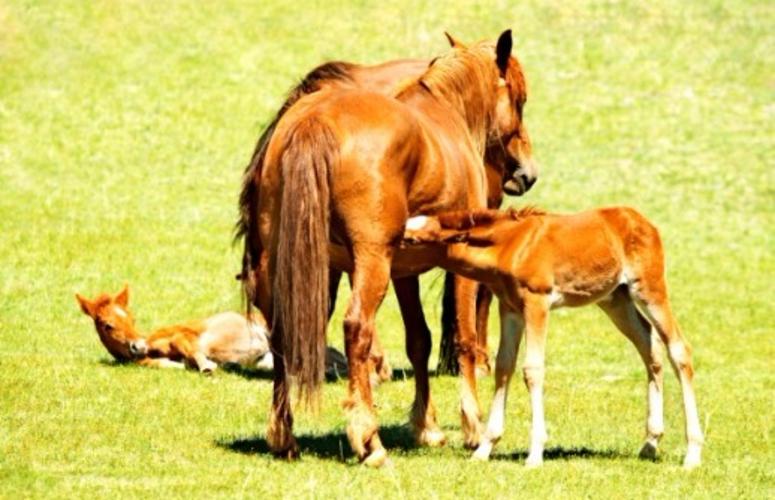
76, 293, 96, 317
115, 284, 130, 307
444, 32, 467, 49
495, 29, 513, 75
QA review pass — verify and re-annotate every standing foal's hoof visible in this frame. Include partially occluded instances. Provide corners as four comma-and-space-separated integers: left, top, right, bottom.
682, 443, 702, 470
638, 441, 658, 461
524, 455, 543, 469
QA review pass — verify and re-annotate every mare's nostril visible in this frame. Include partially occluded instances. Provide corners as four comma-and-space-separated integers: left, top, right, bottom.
522, 174, 537, 191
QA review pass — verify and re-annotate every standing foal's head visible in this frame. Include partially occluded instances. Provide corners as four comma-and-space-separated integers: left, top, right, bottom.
76, 285, 141, 362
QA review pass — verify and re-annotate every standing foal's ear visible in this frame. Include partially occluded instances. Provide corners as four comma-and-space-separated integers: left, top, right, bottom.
115, 284, 130, 307
76, 294, 96, 317
444, 31, 467, 49
495, 29, 513, 75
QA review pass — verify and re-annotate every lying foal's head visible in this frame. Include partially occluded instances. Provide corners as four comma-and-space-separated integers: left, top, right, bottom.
75, 285, 141, 362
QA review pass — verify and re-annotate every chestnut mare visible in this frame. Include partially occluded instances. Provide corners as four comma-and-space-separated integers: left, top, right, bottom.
236, 41, 533, 384
76, 286, 272, 372
245, 30, 535, 466
403, 207, 704, 469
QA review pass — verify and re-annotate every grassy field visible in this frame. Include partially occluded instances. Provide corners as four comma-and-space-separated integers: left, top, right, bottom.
1, 0, 773, 497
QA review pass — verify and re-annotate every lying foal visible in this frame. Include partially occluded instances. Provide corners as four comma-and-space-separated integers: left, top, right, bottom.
404, 207, 703, 469
76, 286, 272, 372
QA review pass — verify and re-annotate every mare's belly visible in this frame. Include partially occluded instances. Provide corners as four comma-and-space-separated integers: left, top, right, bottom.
329, 243, 444, 278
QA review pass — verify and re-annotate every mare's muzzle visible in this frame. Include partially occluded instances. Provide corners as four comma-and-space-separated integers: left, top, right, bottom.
503, 156, 538, 196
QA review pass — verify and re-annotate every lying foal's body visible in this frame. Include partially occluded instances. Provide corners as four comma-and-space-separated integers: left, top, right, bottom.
404, 207, 703, 468
76, 286, 271, 372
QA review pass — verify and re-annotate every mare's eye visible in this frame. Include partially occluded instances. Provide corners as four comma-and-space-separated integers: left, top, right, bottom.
104, 323, 115, 332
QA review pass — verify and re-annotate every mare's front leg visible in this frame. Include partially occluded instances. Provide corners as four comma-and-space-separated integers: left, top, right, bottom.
473, 303, 524, 460
455, 275, 484, 448
522, 292, 549, 468
394, 275, 445, 447
343, 243, 392, 467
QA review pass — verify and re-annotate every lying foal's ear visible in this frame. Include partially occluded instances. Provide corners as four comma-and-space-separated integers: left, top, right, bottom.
115, 284, 130, 307
495, 29, 513, 75
75, 293, 96, 317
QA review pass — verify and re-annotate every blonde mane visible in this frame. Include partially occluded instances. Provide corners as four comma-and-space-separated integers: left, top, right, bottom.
397, 43, 501, 154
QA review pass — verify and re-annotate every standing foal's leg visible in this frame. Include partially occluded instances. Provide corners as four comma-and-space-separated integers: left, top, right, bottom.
522, 292, 549, 468
598, 286, 664, 459
473, 303, 524, 460
634, 285, 703, 469
455, 275, 484, 448
343, 245, 392, 467
474, 284, 494, 377
394, 275, 445, 447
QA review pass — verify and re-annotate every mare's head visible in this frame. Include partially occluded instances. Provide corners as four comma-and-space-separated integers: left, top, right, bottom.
436, 30, 538, 196
75, 285, 141, 362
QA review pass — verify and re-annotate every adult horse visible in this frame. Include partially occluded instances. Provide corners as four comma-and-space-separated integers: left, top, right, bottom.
236, 53, 526, 378
244, 30, 535, 465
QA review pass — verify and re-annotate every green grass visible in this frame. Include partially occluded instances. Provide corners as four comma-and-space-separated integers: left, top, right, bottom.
1, 0, 773, 497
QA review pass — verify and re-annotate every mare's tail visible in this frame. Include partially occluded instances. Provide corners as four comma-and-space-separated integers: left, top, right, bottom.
273, 119, 335, 402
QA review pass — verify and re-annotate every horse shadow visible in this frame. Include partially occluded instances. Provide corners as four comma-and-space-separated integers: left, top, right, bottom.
219, 424, 631, 464
218, 424, 419, 462
490, 446, 630, 462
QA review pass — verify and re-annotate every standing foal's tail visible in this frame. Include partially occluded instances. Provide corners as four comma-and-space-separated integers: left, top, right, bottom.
273, 119, 335, 403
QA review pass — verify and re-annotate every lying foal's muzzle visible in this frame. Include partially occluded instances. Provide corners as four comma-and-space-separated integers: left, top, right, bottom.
129, 339, 148, 358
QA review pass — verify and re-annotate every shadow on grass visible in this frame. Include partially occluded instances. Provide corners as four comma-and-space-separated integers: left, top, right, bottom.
218, 424, 417, 462
491, 446, 629, 462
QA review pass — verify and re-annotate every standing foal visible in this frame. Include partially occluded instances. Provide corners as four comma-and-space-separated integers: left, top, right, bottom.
404, 207, 703, 468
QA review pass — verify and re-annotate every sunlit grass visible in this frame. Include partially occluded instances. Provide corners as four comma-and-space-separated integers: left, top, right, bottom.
1, 0, 772, 498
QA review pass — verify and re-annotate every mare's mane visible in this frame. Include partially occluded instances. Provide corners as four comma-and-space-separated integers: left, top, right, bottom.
397, 42, 502, 153
437, 206, 545, 230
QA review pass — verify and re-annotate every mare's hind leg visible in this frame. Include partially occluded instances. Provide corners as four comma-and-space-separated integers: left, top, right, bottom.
472, 303, 524, 460
394, 275, 445, 447
343, 244, 392, 466
632, 281, 703, 469
258, 251, 298, 458
598, 285, 664, 459
455, 275, 484, 448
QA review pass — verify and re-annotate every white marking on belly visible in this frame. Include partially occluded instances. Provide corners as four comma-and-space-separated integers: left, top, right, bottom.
548, 289, 564, 308
405, 216, 429, 231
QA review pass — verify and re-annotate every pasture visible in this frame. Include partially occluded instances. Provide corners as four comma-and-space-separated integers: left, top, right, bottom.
1, 0, 772, 497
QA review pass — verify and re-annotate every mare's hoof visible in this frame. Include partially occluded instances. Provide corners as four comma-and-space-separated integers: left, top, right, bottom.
417, 427, 447, 447
361, 447, 388, 468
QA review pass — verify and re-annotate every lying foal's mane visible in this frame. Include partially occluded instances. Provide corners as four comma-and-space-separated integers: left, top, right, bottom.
437, 206, 545, 230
